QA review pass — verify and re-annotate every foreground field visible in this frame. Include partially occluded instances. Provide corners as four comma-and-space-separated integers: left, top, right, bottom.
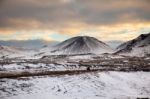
0, 54, 150, 99
0, 71, 150, 99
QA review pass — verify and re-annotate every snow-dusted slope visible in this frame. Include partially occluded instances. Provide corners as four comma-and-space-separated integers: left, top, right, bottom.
50, 36, 113, 55
0, 45, 21, 57
1, 72, 150, 99
116, 33, 150, 56
38, 45, 55, 55
0, 45, 36, 59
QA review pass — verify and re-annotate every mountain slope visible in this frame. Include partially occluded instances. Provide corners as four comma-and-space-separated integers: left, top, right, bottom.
116, 33, 150, 56
51, 36, 113, 55
0, 45, 21, 57
0, 45, 36, 59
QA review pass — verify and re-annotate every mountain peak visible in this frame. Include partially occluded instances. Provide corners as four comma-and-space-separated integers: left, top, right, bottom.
116, 32, 150, 56
137, 33, 150, 40
51, 36, 113, 55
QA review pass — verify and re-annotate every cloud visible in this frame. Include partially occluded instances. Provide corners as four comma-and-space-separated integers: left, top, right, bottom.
0, 0, 150, 41
0, 0, 150, 29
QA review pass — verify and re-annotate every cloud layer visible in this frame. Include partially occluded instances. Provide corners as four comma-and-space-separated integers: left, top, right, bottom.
0, 0, 150, 41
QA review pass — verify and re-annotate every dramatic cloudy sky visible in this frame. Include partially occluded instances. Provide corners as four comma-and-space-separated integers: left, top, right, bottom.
0, 0, 150, 42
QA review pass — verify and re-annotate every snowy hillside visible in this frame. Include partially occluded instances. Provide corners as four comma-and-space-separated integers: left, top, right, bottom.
116, 33, 150, 56
0, 45, 37, 59
1, 72, 150, 99
50, 36, 113, 55
36, 45, 55, 57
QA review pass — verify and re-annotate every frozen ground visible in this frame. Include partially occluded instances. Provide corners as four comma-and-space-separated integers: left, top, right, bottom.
0, 71, 150, 99
0, 53, 150, 99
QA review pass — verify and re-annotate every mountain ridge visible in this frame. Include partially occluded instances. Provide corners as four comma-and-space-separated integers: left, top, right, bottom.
115, 32, 150, 56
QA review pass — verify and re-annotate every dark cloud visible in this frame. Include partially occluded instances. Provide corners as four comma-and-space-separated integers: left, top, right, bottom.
73, 0, 150, 24
0, 0, 150, 30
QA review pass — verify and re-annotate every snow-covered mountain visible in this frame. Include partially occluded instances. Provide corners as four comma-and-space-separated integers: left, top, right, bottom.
0, 45, 21, 57
116, 33, 150, 56
50, 36, 113, 55
0, 45, 37, 59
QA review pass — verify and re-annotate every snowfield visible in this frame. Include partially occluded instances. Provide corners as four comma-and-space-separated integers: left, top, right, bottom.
0, 71, 150, 99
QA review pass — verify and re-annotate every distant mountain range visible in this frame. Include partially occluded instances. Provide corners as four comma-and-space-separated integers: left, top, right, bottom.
0, 40, 58, 49
0, 33, 150, 57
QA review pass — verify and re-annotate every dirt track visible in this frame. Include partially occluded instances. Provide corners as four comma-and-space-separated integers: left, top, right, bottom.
0, 68, 150, 78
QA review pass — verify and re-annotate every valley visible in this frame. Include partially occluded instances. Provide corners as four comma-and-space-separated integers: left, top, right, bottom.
0, 34, 150, 99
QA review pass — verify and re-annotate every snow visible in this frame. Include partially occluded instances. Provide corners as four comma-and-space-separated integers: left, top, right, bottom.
119, 45, 150, 57
50, 36, 114, 55
0, 35, 150, 99
0, 62, 88, 72
116, 33, 150, 57
68, 54, 95, 60
0, 45, 38, 59
0, 63, 65, 71
1, 71, 150, 99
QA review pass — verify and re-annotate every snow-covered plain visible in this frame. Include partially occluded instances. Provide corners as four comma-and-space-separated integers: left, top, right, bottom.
0, 71, 150, 99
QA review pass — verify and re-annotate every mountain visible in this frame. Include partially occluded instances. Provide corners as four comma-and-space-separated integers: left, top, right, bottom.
0, 45, 37, 59
0, 45, 22, 58
0, 40, 59, 49
50, 36, 113, 55
106, 40, 124, 49
116, 33, 150, 56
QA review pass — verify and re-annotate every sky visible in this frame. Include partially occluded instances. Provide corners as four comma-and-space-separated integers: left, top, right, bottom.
0, 0, 150, 42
